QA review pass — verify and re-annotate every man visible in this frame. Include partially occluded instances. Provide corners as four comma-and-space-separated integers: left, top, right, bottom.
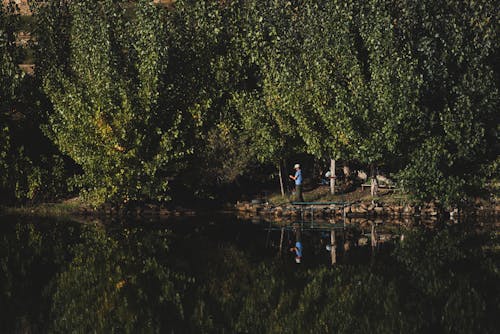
289, 163, 304, 202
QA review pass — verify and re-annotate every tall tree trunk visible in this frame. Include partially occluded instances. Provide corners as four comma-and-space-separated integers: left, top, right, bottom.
370, 164, 378, 197
330, 158, 336, 195
278, 161, 285, 197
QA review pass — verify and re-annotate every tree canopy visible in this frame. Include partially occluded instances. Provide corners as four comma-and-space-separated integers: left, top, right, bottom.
0, 0, 497, 206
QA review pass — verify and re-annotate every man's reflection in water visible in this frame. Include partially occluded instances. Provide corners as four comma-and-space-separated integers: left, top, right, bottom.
290, 225, 303, 263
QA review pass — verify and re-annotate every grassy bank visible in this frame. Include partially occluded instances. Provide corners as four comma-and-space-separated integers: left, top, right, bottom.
0, 197, 89, 218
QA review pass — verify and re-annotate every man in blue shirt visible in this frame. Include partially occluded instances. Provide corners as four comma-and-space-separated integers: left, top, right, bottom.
289, 163, 304, 202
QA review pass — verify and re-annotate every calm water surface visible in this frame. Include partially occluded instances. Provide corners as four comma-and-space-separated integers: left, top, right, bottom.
0, 213, 498, 333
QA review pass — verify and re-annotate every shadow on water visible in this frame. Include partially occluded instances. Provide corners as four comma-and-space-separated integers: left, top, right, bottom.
0, 213, 498, 333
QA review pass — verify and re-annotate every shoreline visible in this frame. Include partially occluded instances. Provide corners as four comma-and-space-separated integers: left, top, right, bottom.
235, 199, 500, 221
1, 193, 498, 223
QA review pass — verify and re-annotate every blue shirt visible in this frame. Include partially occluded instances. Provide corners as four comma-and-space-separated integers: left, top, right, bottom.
295, 241, 303, 257
294, 169, 302, 185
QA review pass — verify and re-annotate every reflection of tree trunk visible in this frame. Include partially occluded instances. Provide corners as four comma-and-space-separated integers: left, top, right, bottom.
330, 229, 337, 265
330, 158, 336, 195
371, 223, 377, 250
342, 229, 349, 253
278, 161, 285, 197
279, 227, 284, 256
294, 226, 301, 243
265, 223, 271, 247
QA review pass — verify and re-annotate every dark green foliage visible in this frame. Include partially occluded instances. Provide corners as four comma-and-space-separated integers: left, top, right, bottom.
394, 0, 499, 205
0, 3, 70, 203
237, 0, 498, 205
2, 0, 498, 205
163, 0, 268, 194
35, 0, 269, 205
37, 0, 191, 205
0, 2, 22, 197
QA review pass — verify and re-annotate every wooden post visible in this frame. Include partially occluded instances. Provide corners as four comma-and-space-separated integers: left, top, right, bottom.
330, 158, 336, 195
278, 161, 285, 197
330, 229, 337, 265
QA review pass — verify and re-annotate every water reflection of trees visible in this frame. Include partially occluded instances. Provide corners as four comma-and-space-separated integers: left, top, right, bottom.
0, 221, 82, 333
0, 219, 498, 333
50, 227, 188, 333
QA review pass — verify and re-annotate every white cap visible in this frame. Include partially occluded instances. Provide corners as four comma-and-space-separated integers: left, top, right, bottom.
294, 163, 300, 169
295, 257, 301, 263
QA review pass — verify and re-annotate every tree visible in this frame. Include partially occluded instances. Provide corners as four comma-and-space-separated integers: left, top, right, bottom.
29, 0, 499, 205
395, 0, 499, 205
242, 0, 498, 204
1, 1, 69, 203
37, 0, 192, 205
163, 0, 260, 194
239, 1, 422, 195
0, 1, 21, 188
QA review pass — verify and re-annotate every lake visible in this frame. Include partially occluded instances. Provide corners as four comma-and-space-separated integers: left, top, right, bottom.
0, 213, 498, 333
